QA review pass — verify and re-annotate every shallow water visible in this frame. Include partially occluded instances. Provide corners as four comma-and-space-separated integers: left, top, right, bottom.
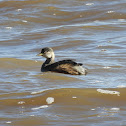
0, 0, 126, 125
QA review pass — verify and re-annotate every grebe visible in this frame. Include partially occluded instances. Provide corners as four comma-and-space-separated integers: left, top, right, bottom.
37, 47, 87, 75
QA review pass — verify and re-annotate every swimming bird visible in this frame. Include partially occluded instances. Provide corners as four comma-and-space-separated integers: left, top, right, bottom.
37, 47, 87, 75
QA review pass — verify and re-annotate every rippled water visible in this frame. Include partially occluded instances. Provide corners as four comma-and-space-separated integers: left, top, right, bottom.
0, 0, 126, 125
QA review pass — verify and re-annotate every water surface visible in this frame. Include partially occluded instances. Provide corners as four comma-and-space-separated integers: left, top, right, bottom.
0, 0, 126, 125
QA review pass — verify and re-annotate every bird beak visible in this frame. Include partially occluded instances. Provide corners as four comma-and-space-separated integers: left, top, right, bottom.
36, 53, 43, 56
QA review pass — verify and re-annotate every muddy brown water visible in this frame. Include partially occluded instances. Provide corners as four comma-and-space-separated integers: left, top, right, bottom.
0, 0, 126, 125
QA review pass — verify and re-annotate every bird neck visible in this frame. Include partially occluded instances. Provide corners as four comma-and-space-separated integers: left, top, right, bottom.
42, 53, 55, 68
45, 58, 54, 65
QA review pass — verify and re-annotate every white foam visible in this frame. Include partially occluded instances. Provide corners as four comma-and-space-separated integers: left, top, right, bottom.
30, 115, 35, 116
31, 105, 48, 110
46, 97, 54, 104
103, 66, 111, 69
16, 9, 22, 11
101, 49, 107, 52
110, 108, 120, 111
72, 96, 77, 99
97, 89, 120, 96
95, 80, 103, 83
31, 89, 49, 94
117, 85, 126, 88
6, 121, 12, 124
91, 108, 95, 111
5, 27, 12, 29
97, 115, 101, 117
107, 11, 114, 13
18, 101, 25, 104
94, 20, 100, 23
118, 19, 125, 22
86, 3, 94, 6
22, 20, 28, 23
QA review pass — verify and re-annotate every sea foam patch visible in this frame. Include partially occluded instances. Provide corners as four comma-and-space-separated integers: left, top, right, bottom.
107, 11, 114, 13
16, 9, 22, 11
97, 89, 120, 96
118, 19, 125, 22
31, 89, 49, 94
46, 97, 54, 104
5, 27, 12, 29
72, 96, 77, 99
117, 85, 126, 88
22, 20, 28, 23
103, 66, 111, 69
86, 3, 94, 6
6, 121, 12, 124
18, 101, 25, 104
110, 108, 120, 111
31, 105, 48, 110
